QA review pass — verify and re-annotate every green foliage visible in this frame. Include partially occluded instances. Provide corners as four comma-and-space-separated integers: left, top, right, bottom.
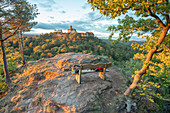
130, 36, 170, 112
110, 43, 138, 61
8, 33, 137, 62
88, 0, 169, 42
0, 57, 17, 94
1, 32, 139, 66
0, 74, 7, 94
88, 0, 169, 112
112, 38, 169, 112
0, 56, 19, 75
114, 58, 143, 74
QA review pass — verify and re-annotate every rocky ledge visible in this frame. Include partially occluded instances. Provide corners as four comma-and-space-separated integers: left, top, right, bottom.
0, 52, 124, 113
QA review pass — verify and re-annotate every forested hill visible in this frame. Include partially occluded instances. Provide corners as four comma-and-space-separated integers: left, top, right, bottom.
4, 32, 110, 60
3, 32, 137, 62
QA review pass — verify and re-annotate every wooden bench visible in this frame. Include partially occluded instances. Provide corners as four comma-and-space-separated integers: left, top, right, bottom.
72, 62, 112, 84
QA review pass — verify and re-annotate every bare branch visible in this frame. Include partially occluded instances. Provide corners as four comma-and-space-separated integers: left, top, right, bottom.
92, 15, 103, 21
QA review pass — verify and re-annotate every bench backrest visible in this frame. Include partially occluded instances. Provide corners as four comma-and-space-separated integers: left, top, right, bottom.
73, 62, 112, 70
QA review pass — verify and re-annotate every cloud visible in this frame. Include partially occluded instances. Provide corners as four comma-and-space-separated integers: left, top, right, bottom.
33, 20, 92, 32
32, 8, 119, 38
37, 0, 58, 12
87, 12, 101, 20
33, 12, 118, 38
81, 3, 89, 9
33, 18, 113, 37
60, 10, 66, 14
34, 22, 69, 30
86, 11, 113, 22
49, 16, 54, 19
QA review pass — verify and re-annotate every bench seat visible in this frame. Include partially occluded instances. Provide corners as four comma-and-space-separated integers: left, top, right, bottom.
72, 62, 112, 84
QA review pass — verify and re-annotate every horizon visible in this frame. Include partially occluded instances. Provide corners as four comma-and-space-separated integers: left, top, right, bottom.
23, 32, 146, 41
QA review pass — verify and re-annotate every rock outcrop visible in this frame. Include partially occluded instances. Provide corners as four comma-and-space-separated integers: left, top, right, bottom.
0, 52, 124, 113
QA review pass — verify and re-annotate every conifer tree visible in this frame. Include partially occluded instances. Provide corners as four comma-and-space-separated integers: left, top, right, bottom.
0, 0, 38, 84
15, 1, 38, 65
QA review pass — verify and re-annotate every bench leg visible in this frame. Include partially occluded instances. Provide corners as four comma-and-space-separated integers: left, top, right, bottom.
99, 68, 106, 80
76, 69, 81, 84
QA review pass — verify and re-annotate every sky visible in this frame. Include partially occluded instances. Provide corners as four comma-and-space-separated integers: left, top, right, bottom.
27, 0, 144, 40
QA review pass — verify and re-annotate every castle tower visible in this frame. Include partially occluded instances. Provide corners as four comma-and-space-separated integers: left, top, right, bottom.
68, 25, 76, 33
70, 26, 72, 29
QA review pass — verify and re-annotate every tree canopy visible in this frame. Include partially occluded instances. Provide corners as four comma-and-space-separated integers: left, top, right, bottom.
0, 0, 38, 84
87, 0, 169, 96
1, 0, 38, 41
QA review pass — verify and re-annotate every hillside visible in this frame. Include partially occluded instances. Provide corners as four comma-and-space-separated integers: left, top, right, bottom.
0, 53, 126, 113
4, 33, 111, 61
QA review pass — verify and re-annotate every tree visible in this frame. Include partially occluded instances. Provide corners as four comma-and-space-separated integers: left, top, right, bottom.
15, 1, 38, 65
0, 0, 38, 84
87, 0, 169, 95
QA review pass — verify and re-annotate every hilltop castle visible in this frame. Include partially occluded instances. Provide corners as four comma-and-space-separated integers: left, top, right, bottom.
55, 26, 94, 37
68, 26, 94, 37
68, 26, 77, 33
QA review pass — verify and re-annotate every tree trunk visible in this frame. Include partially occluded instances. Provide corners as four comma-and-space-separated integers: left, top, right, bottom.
124, 26, 169, 95
0, 22, 11, 84
19, 30, 25, 65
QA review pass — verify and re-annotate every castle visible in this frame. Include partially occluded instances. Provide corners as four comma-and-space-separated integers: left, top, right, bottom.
68, 26, 76, 33
55, 26, 94, 37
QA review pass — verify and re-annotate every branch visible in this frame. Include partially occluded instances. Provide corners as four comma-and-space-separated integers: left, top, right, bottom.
2, 17, 16, 26
155, 49, 164, 53
3, 21, 23, 41
156, 0, 168, 4
2, 26, 19, 34
147, 9, 166, 28
92, 15, 103, 21
146, 26, 161, 31
2, 30, 9, 34
1, 4, 10, 9
0, 1, 16, 9
124, 26, 169, 95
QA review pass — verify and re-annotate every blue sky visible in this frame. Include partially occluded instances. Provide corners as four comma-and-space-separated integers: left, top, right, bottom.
27, 0, 145, 40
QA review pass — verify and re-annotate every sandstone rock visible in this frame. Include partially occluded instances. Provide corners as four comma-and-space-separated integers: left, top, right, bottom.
0, 52, 122, 113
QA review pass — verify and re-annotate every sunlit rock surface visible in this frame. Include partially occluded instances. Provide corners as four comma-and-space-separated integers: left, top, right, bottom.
0, 52, 124, 113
